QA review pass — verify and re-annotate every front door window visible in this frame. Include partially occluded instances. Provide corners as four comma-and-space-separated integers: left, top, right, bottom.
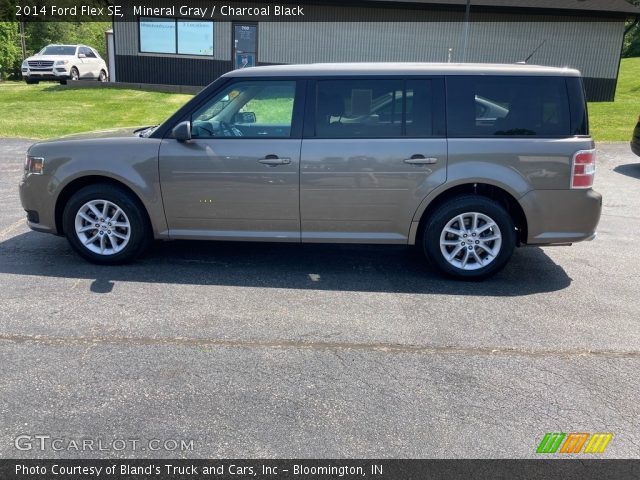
191, 81, 296, 139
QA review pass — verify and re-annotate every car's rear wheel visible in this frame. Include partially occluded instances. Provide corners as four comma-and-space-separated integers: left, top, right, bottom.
98, 70, 107, 82
70, 67, 79, 81
423, 195, 516, 280
62, 184, 151, 264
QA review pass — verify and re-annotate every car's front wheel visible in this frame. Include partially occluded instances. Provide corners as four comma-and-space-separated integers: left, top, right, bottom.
62, 184, 151, 264
70, 67, 79, 81
25, 78, 39, 85
98, 70, 107, 82
423, 195, 516, 280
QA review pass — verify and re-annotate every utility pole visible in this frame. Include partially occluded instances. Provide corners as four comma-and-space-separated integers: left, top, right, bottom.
19, 20, 26, 60
462, 0, 471, 62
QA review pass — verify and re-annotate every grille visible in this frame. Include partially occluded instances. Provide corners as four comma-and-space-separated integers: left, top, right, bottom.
28, 60, 54, 68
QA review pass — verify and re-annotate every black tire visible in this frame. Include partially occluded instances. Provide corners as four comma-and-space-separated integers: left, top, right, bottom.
98, 70, 107, 82
62, 184, 151, 265
422, 195, 516, 280
59, 79, 67, 85
25, 78, 39, 85
70, 67, 79, 81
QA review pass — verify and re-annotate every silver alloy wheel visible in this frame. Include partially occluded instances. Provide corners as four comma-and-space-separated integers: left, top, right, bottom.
74, 199, 131, 256
99, 70, 106, 81
70, 68, 79, 81
439, 212, 502, 271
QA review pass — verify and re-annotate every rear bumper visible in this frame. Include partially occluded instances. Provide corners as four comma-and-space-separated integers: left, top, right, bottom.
520, 189, 602, 245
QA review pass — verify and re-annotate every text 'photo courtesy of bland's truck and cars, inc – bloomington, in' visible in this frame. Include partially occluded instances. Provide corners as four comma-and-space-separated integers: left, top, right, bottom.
3, 0, 640, 479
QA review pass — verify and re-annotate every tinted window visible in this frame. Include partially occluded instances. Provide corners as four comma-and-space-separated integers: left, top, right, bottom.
41, 46, 76, 56
81, 47, 96, 58
316, 80, 403, 138
447, 76, 571, 137
191, 81, 296, 138
566, 77, 589, 136
406, 79, 446, 137
315, 79, 443, 138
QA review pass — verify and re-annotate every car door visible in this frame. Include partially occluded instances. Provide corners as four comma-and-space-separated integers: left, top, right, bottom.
84, 47, 101, 77
76, 47, 92, 78
159, 79, 305, 241
300, 77, 447, 243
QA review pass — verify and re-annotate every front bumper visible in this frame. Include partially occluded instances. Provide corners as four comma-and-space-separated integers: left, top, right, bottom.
520, 189, 602, 245
19, 174, 59, 235
22, 68, 69, 81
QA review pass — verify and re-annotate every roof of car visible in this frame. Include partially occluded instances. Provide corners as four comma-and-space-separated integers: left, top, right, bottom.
225, 63, 582, 78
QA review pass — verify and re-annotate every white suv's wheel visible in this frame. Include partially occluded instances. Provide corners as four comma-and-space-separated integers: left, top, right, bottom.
423, 195, 516, 280
63, 184, 151, 264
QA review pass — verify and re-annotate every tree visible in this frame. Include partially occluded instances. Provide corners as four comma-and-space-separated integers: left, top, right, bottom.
0, 22, 21, 79
623, 0, 640, 57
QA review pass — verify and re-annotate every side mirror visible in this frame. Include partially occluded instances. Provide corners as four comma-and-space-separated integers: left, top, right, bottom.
172, 120, 192, 142
78, 53, 86, 58
234, 111, 256, 124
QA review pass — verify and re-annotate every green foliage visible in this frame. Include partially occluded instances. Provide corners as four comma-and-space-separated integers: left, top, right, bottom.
588, 58, 640, 141
23, 22, 111, 58
0, 22, 21, 79
623, 0, 640, 57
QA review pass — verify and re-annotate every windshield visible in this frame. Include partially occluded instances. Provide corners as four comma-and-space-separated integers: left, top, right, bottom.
39, 46, 76, 56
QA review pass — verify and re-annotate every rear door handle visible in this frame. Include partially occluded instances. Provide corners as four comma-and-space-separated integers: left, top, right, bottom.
259, 155, 292, 166
404, 155, 438, 165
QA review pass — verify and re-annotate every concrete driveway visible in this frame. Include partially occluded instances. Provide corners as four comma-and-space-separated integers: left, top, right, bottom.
0, 139, 639, 458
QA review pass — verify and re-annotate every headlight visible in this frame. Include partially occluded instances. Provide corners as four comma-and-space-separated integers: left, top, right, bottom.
22, 61, 28, 68
24, 155, 44, 175
55, 60, 69, 65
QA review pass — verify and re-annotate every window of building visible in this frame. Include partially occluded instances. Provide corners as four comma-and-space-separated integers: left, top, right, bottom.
139, 17, 214, 56
191, 81, 296, 138
314, 79, 443, 138
177, 21, 214, 56
446, 76, 571, 138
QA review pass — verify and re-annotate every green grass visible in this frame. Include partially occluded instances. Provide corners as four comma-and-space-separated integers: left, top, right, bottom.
1, 58, 638, 141
588, 57, 640, 142
0, 82, 193, 139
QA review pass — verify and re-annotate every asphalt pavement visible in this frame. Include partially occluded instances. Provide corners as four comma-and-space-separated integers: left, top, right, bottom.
0, 139, 639, 458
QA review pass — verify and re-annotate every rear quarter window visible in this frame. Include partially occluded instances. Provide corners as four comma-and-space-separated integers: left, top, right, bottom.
446, 75, 572, 138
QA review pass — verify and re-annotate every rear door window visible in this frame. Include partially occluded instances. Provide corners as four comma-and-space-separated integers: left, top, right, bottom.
446, 76, 571, 138
314, 78, 444, 138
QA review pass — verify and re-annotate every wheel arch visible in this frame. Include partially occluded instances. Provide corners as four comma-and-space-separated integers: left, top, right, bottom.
55, 175, 152, 236
411, 182, 528, 247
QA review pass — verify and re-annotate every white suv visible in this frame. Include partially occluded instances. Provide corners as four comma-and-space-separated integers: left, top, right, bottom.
22, 44, 108, 85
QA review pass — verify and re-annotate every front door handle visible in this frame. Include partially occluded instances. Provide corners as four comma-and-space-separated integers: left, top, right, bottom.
259, 155, 292, 166
404, 155, 438, 165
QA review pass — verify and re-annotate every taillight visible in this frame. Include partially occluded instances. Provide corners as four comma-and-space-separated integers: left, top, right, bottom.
570, 149, 596, 189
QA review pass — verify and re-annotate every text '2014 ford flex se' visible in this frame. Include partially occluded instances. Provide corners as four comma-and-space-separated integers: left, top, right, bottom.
19, 63, 602, 279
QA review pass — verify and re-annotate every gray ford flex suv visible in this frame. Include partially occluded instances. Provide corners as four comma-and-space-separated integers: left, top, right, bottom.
19, 63, 602, 279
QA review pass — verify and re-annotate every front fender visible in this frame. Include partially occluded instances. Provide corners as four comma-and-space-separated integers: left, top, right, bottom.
28, 137, 167, 237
